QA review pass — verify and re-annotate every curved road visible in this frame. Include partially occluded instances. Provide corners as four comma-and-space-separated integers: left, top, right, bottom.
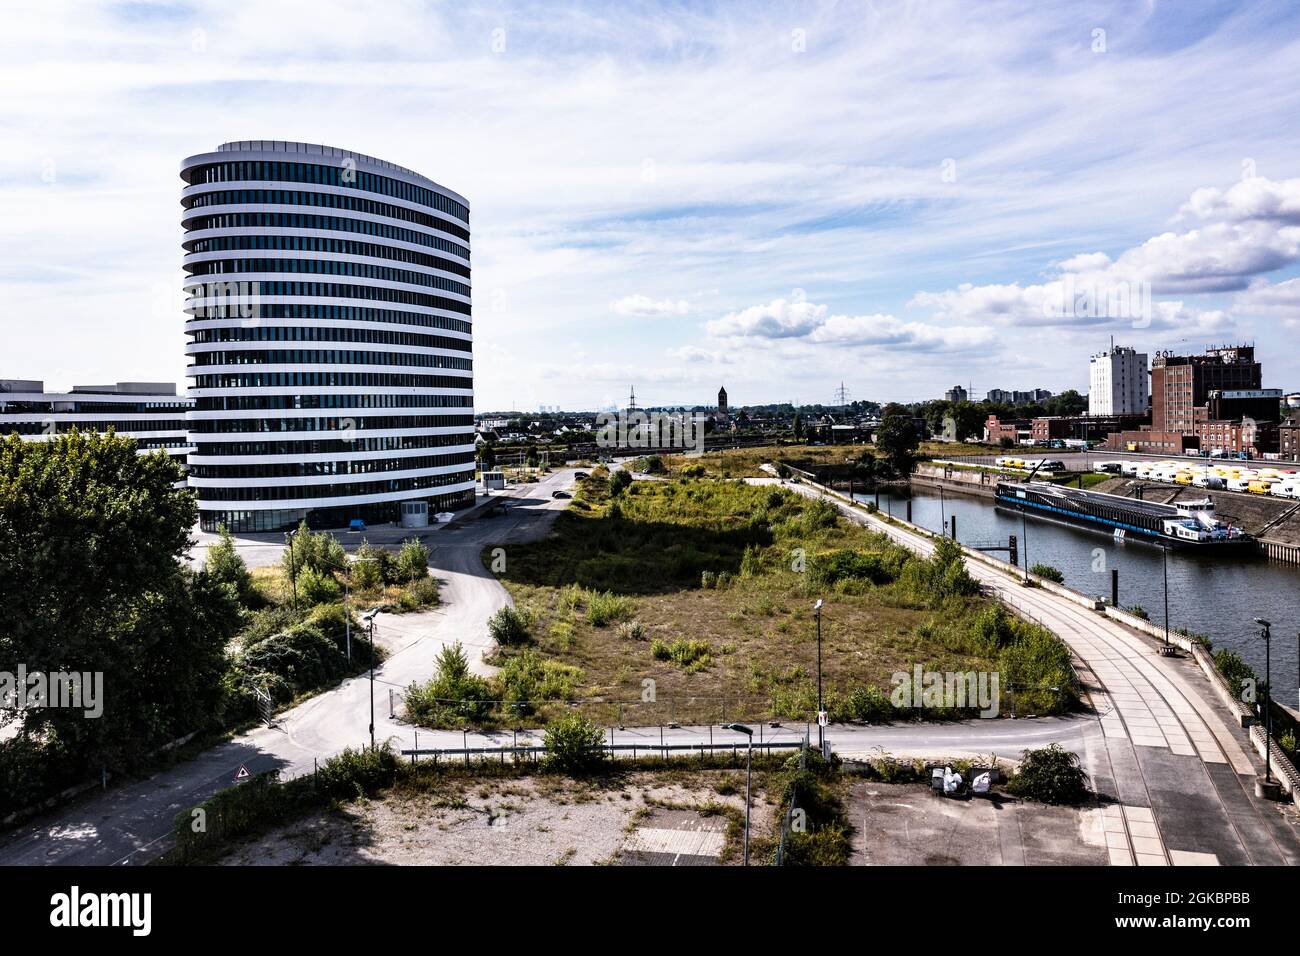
0, 470, 577, 866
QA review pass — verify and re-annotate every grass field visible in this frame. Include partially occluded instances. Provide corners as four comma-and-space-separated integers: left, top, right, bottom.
473, 469, 1076, 728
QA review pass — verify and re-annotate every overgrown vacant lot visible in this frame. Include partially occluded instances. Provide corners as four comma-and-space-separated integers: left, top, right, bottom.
656, 442, 993, 479
477, 471, 1075, 727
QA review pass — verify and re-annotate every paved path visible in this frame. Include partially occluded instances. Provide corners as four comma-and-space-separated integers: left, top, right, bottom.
769, 475, 1300, 866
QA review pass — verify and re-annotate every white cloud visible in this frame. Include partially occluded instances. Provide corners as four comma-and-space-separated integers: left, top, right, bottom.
1179, 176, 1300, 224
707, 298, 827, 339
708, 298, 994, 352
610, 294, 692, 316
911, 176, 1300, 334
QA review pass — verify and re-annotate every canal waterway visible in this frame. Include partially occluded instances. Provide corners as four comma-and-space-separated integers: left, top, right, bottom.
857, 485, 1300, 706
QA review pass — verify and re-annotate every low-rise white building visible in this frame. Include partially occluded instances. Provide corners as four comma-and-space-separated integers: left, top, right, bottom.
0, 380, 192, 457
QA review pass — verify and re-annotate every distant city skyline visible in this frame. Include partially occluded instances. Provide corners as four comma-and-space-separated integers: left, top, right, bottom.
3, 1, 1300, 409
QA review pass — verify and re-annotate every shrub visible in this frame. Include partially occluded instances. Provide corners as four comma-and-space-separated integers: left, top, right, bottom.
1126, 604, 1149, 620
543, 712, 607, 774
809, 549, 894, 586
651, 637, 711, 672
1280, 730, 1297, 758
404, 642, 494, 726
495, 649, 583, 714
488, 605, 534, 646
206, 525, 255, 606
558, 583, 584, 613
238, 624, 351, 702
395, 538, 430, 583
618, 619, 647, 641
999, 628, 1077, 715
169, 745, 400, 862
700, 570, 717, 589
1030, 563, 1064, 583
282, 521, 346, 578
314, 744, 401, 801
1007, 744, 1089, 804
1214, 649, 1255, 694
586, 590, 634, 626
929, 538, 978, 598
967, 604, 1018, 655
351, 540, 391, 591
296, 565, 342, 606
303, 602, 363, 655
608, 469, 633, 496
404, 575, 439, 608
838, 685, 895, 723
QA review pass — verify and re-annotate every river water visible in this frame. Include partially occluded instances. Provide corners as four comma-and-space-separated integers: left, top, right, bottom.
856, 486, 1300, 706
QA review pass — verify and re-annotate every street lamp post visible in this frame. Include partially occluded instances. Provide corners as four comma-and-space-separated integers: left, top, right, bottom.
722, 722, 753, 865
1255, 618, 1272, 785
363, 608, 380, 750
1019, 503, 1030, 583
1161, 543, 1170, 651
813, 599, 824, 750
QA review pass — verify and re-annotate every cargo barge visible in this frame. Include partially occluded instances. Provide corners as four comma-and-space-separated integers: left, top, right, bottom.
994, 481, 1252, 547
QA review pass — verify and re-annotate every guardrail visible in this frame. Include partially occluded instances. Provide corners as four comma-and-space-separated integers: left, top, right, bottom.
400, 741, 806, 763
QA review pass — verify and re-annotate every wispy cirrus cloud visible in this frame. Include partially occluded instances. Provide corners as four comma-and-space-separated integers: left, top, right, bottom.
2, 1, 1299, 407
610, 294, 693, 317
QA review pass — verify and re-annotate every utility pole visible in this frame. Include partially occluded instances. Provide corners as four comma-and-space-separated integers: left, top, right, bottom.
722, 723, 753, 865
1161, 543, 1170, 650
363, 608, 380, 749
814, 599, 825, 749
1255, 618, 1272, 786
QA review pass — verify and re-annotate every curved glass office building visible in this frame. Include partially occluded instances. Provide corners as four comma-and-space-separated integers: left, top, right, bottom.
181, 141, 476, 532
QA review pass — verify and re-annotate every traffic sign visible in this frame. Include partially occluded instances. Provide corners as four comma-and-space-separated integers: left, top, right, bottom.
817, 710, 828, 727
234, 765, 251, 782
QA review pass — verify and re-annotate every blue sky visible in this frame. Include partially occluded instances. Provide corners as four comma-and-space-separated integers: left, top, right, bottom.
2, 0, 1299, 410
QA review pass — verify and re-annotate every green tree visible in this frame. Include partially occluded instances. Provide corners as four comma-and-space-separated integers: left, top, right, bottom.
205, 524, 254, 606
792, 412, 804, 442
395, 538, 430, 583
875, 405, 920, 476
479, 440, 497, 472
0, 432, 241, 783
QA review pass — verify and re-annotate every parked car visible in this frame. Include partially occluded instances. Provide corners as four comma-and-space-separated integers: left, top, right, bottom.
551, 490, 572, 499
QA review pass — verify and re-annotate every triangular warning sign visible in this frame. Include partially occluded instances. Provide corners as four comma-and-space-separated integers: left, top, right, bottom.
235, 765, 251, 782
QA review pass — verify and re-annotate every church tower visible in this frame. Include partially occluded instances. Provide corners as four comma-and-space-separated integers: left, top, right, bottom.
717, 385, 728, 415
